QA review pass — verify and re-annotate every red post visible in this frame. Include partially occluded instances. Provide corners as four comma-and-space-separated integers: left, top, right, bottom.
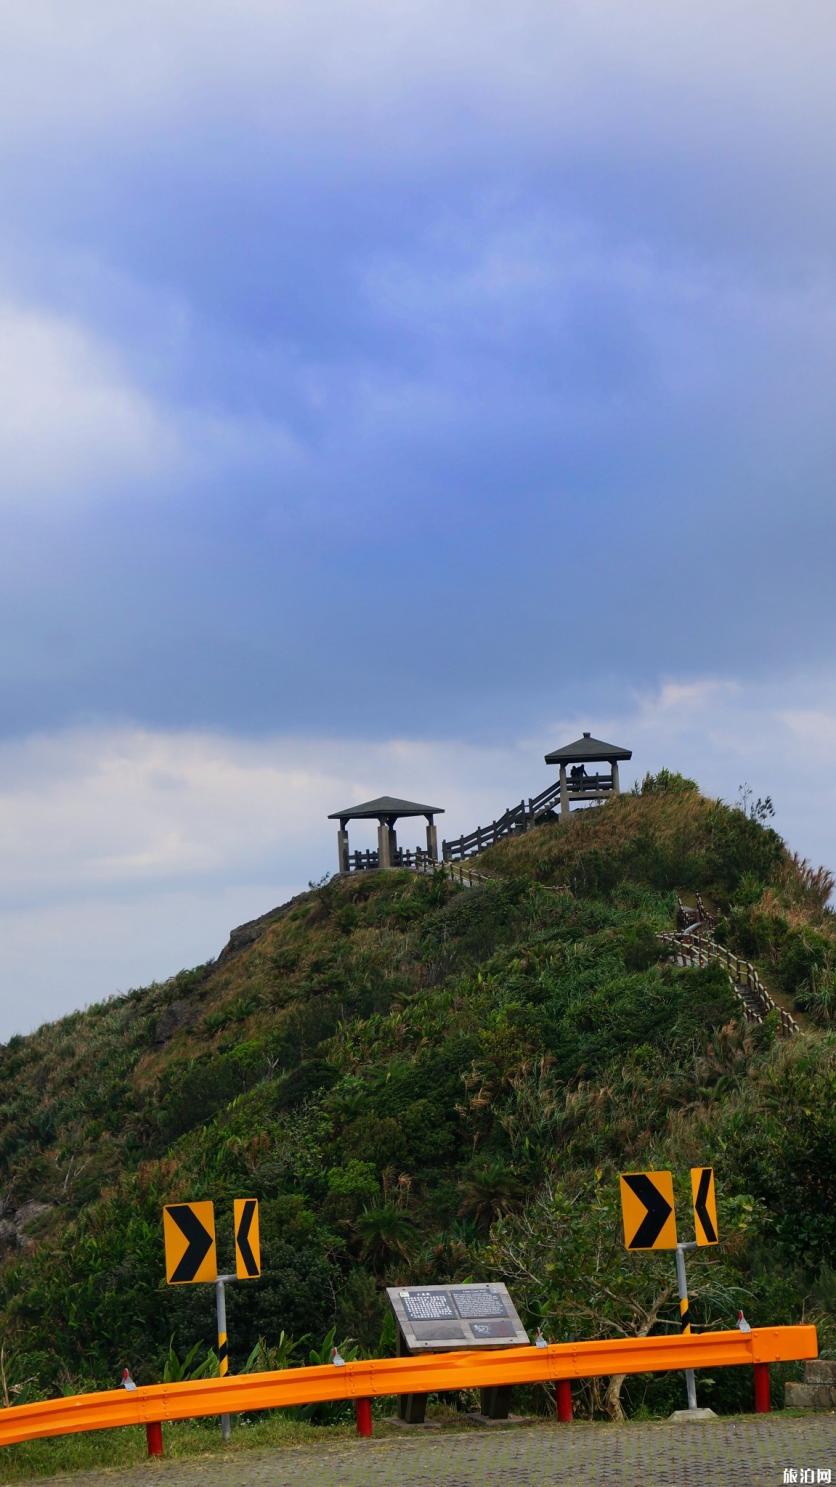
753, 1362, 771, 1413
355, 1397, 373, 1436
145, 1421, 164, 1457
555, 1379, 573, 1422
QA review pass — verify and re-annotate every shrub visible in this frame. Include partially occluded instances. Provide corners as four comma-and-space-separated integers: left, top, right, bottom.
638, 768, 699, 795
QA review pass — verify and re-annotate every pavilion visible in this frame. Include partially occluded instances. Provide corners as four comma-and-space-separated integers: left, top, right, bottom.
327, 795, 444, 874
544, 732, 632, 817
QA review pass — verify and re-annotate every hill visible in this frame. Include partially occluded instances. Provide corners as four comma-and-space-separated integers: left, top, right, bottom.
0, 775, 833, 1420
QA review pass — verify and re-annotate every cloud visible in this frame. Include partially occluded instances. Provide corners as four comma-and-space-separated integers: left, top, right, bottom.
0, 292, 312, 513
3, 3, 835, 164
0, 726, 524, 908
0, 885, 294, 1039
0, 301, 181, 504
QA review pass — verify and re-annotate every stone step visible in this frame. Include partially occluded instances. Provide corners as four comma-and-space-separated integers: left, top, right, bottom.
784, 1380, 836, 1410
806, 1359, 836, 1386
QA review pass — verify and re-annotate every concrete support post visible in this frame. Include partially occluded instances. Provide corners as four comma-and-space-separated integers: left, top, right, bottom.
426, 818, 438, 861
559, 764, 570, 818
611, 761, 620, 796
337, 828, 350, 874
377, 820, 392, 869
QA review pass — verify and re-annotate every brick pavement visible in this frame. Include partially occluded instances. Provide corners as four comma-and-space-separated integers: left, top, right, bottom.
29, 1416, 836, 1487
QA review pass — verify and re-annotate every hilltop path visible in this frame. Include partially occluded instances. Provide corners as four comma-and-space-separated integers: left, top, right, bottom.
28, 1416, 835, 1487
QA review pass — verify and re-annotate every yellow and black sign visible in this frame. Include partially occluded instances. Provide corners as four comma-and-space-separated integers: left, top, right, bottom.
691, 1166, 719, 1246
234, 1198, 261, 1280
163, 1201, 217, 1284
619, 1170, 677, 1251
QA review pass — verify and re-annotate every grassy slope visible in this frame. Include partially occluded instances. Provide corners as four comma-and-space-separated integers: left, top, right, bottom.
0, 788, 833, 1426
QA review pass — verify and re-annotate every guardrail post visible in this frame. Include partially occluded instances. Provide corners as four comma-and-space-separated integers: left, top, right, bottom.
753, 1362, 771, 1413
146, 1422, 164, 1457
555, 1379, 573, 1421
355, 1397, 373, 1436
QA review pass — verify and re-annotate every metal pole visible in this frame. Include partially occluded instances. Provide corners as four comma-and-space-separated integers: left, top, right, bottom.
216, 1277, 231, 1442
555, 1379, 573, 1421
753, 1362, 771, 1413
145, 1421, 164, 1457
675, 1243, 698, 1411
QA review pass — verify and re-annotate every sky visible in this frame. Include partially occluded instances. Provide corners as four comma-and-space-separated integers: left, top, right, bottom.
1, 1, 835, 1038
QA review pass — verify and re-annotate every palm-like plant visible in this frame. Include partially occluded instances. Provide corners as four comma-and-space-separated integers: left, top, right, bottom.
457, 1159, 525, 1233
355, 1203, 417, 1270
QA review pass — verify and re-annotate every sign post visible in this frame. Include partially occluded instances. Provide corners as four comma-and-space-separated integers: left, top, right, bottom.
215, 1272, 235, 1442
674, 1241, 699, 1411
619, 1168, 722, 1416
163, 1199, 261, 1443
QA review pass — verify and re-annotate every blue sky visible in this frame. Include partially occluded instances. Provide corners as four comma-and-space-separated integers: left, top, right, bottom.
1, 2, 835, 1036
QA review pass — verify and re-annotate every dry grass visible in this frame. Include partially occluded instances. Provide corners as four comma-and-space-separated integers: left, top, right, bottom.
470, 791, 715, 884
774, 852, 836, 919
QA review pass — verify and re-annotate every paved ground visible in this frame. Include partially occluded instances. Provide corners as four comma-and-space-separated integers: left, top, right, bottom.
35, 1415, 836, 1487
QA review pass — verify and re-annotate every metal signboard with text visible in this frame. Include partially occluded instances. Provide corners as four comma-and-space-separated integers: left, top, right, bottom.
386, 1282, 529, 1352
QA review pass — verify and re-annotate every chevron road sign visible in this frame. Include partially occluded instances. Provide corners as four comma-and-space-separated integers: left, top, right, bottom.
618, 1167, 723, 1413
163, 1202, 217, 1284
691, 1166, 719, 1245
234, 1199, 261, 1279
619, 1171, 678, 1251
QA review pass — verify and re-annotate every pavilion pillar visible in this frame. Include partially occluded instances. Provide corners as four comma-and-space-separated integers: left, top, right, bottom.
377, 820, 392, 869
559, 764, 570, 818
426, 816, 438, 862
611, 761, 620, 797
337, 825, 350, 874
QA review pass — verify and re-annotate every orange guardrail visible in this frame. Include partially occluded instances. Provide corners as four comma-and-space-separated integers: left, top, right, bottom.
0, 1326, 817, 1448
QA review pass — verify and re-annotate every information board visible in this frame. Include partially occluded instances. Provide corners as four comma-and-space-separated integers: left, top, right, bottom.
386, 1282, 529, 1351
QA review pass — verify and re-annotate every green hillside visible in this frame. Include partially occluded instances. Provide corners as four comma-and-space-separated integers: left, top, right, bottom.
0, 776, 833, 1420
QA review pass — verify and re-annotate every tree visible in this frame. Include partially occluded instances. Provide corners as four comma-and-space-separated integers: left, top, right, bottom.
487, 1174, 737, 1420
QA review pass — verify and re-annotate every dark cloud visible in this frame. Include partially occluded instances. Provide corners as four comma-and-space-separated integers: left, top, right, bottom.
0, 1, 834, 748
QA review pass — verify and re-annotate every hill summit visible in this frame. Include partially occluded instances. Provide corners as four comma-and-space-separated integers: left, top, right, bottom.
0, 773, 833, 1419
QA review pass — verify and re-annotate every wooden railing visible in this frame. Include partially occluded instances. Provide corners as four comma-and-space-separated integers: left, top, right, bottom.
411, 858, 488, 888
348, 847, 437, 873
659, 931, 799, 1037
442, 779, 563, 862
441, 773, 623, 862
675, 893, 717, 932
395, 848, 437, 869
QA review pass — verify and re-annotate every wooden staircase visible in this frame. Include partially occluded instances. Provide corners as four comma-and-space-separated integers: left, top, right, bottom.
659, 930, 799, 1037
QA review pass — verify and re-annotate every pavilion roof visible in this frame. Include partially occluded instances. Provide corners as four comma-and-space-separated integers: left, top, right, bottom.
544, 732, 632, 764
328, 795, 444, 821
